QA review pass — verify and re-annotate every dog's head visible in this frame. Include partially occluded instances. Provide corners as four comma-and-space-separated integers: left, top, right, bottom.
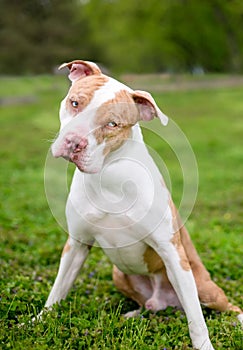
52, 60, 168, 173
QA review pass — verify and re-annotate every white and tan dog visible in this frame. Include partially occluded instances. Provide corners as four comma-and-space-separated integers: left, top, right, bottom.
44, 60, 242, 349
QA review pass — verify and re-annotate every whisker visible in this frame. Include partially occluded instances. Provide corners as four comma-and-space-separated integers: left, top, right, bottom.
44, 132, 59, 143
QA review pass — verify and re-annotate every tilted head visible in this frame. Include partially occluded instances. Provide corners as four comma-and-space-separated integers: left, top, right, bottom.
52, 60, 168, 173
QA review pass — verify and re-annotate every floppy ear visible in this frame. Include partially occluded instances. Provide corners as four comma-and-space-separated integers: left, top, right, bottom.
132, 90, 168, 126
58, 60, 102, 82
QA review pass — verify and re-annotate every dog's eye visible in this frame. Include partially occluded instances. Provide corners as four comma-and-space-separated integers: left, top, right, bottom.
106, 121, 118, 128
71, 100, 79, 108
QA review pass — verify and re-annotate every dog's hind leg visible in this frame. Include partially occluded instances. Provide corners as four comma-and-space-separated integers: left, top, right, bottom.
180, 224, 243, 324
112, 266, 181, 317
112, 265, 153, 317
196, 273, 243, 326
196, 276, 243, 325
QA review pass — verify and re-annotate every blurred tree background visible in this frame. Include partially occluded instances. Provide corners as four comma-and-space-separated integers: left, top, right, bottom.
0, 0, 243, 75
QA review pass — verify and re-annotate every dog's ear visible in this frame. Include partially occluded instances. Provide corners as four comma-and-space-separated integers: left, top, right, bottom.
132, 90, 168, 126
58, 60, 102, 82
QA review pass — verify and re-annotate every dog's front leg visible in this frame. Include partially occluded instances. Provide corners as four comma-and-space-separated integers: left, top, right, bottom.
44, 236, 92, 309
148, 238, 214, 350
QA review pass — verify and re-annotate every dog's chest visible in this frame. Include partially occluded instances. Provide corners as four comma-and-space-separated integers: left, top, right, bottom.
81, 213, 162, 275
67, 147, 171, 275
102, 240, 151, 275
68, 202, 156, 275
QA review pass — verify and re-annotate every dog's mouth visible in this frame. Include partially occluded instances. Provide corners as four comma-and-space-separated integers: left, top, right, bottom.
69, 151, 100, 174
52, 133, 105, 174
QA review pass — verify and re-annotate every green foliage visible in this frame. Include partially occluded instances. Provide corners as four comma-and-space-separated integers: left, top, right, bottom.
0, 0, 99, 74
1, 0, 243, 74
163, 0, 243, 72
0, 75, 243, 349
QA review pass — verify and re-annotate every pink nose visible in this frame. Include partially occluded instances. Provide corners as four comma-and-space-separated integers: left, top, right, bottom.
73, 138, 88, 153
52, 136, 88, 159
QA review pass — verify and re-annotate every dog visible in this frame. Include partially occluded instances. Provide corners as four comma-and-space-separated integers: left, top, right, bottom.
43, 60, 242, 349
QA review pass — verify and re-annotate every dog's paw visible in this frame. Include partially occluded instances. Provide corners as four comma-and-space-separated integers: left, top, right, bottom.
18, 311, 43, 328
145, 297, 164, 312
237, 313, 243, 327
123, 308, 142, 319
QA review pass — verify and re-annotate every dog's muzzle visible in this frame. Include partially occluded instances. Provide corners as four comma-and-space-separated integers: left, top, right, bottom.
52, 135, 88, 159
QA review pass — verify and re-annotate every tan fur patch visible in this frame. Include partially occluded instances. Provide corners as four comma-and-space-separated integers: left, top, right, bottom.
112, 265, 152, 306
66, 75, 108, 116
169, 198, 191, 271
93, 90, 139, 155
173, 211, 242, 313
61, 237, 71, 257
143, 246, 165, 274
170, 231, 191, 271
227, 303, 242, 313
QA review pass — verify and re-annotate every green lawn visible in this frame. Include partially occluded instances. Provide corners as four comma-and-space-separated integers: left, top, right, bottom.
0, 75, 242, 349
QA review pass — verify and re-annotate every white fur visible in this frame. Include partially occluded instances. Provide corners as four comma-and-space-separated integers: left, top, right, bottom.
237, 313, 243, 325
87, 77, 133, 117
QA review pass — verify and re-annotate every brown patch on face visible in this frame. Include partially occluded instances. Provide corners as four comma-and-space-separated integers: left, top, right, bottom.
61, 237, 71, 257
169, 198, 191, 271
143, 246, 165, 274
66, 75, 109, 116
93, 90, 139, 155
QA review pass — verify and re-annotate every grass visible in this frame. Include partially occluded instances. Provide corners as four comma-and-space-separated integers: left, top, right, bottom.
0, 74, 243, 349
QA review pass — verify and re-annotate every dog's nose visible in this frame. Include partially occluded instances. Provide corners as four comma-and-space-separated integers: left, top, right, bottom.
52, 136, 88, 158
73, 138, 88, 153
